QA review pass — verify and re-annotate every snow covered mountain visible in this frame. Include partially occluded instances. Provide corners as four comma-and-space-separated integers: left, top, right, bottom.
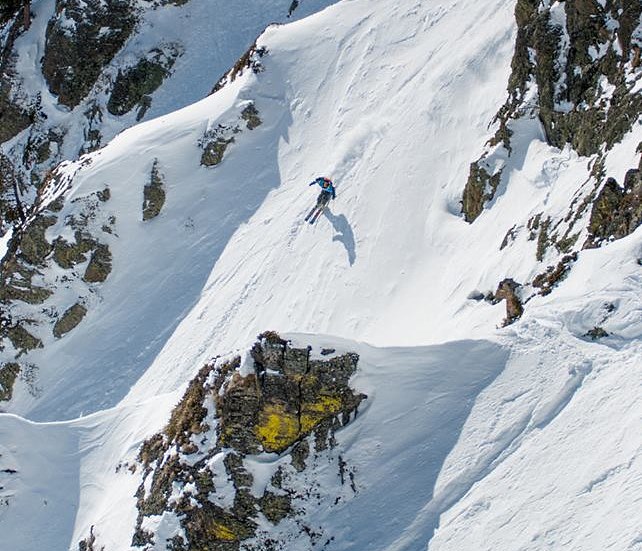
0, 0, 338, 221
0, 0, 641, 550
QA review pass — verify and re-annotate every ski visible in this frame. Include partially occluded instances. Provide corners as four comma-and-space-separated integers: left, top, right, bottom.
309, 206, 325, 224
304, 205, 318, 222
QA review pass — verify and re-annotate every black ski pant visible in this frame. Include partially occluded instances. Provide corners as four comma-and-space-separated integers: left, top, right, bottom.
316, 190, 332, 208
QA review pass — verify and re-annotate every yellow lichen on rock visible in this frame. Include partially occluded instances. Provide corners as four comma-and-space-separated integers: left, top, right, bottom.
300, 395, 342, 433
211, 521, 237, 541
256, 403, 300, 452
256, 394, 344, 452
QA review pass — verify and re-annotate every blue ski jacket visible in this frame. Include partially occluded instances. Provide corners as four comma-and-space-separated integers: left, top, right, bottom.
309, 177, 336, 199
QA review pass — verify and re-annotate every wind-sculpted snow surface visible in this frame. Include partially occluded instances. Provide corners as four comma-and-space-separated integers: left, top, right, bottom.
0, 0, 640, 549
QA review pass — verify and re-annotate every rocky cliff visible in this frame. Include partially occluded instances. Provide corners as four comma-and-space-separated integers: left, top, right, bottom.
99, 333, 366, 551
461, 0, 641, 324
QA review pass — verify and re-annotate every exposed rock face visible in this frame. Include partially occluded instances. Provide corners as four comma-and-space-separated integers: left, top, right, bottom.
53, 231, 95, 269
42, 0, 136, 108
584, 326, 609, 340
461, 161, 503, 223
460, 0, 641, 324
0, 15, 33, 144
462, 0, 641, 221
0, 2, 21, 24
142, 160, 166, 221
0, 176, 115, 387
53, 303, 87, 338
221, 332, 363, 454
532, 252, 578, 296
6, 324, 42, 355
130, 332, 366, 551
77, 526, 102, 551
210, 44, 267, 95
200, 103, 262, 167
503, 0, 641, 156
107, 46, 180, 119
201, 135, 235, 167
240, 103, 262, 130
0, 211, 58, 313
83, 243, 112, 283
0, 86, 31, 144
287, 1, 299, 18
584, 165, 642, 248
18, 215, 57, 266
494, 278, 523, 326
0, 362, 20, 401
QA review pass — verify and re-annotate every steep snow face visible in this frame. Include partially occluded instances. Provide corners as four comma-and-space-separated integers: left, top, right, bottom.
5, 0, 521, 421
0, 0, 641, 549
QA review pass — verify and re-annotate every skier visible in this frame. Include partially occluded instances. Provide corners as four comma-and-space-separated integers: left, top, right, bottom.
305, 176, 336, 224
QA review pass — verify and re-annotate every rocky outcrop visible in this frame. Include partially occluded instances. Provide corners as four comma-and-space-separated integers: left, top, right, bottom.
287, 1, 299, 18
0, 178, 115, 378
210, 43, 267, 95
221, 332, 364, 454
53, 231, 95, 269
0, 86, 31, 144
53, 302, 87, 338
532, 252, 578, 296
83, 243, 112, 283
142, 160, 166, 221
0, 213, 57, 305
130, 332, 366, 550
200, 103, 262, 167
584, 163, 642, 248
494, 278, 523, 326
77, 526, 102, 551
6, 324, 42, 355
107, 46, 180, 120
201, 134, 235, 167
502, 0, 641, 156
461, 0, 641, 323
0, 362, 20, 401
462, 0, 641, 221
461, 161, 503, 223
42, 0, 136, 108
0, 13, 34, 144
241, 103, 262, 130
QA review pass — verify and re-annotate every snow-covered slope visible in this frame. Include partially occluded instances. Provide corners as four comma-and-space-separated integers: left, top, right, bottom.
0, 0, 641, 549
7, 0, 521, 420
0, 0, 339, 212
